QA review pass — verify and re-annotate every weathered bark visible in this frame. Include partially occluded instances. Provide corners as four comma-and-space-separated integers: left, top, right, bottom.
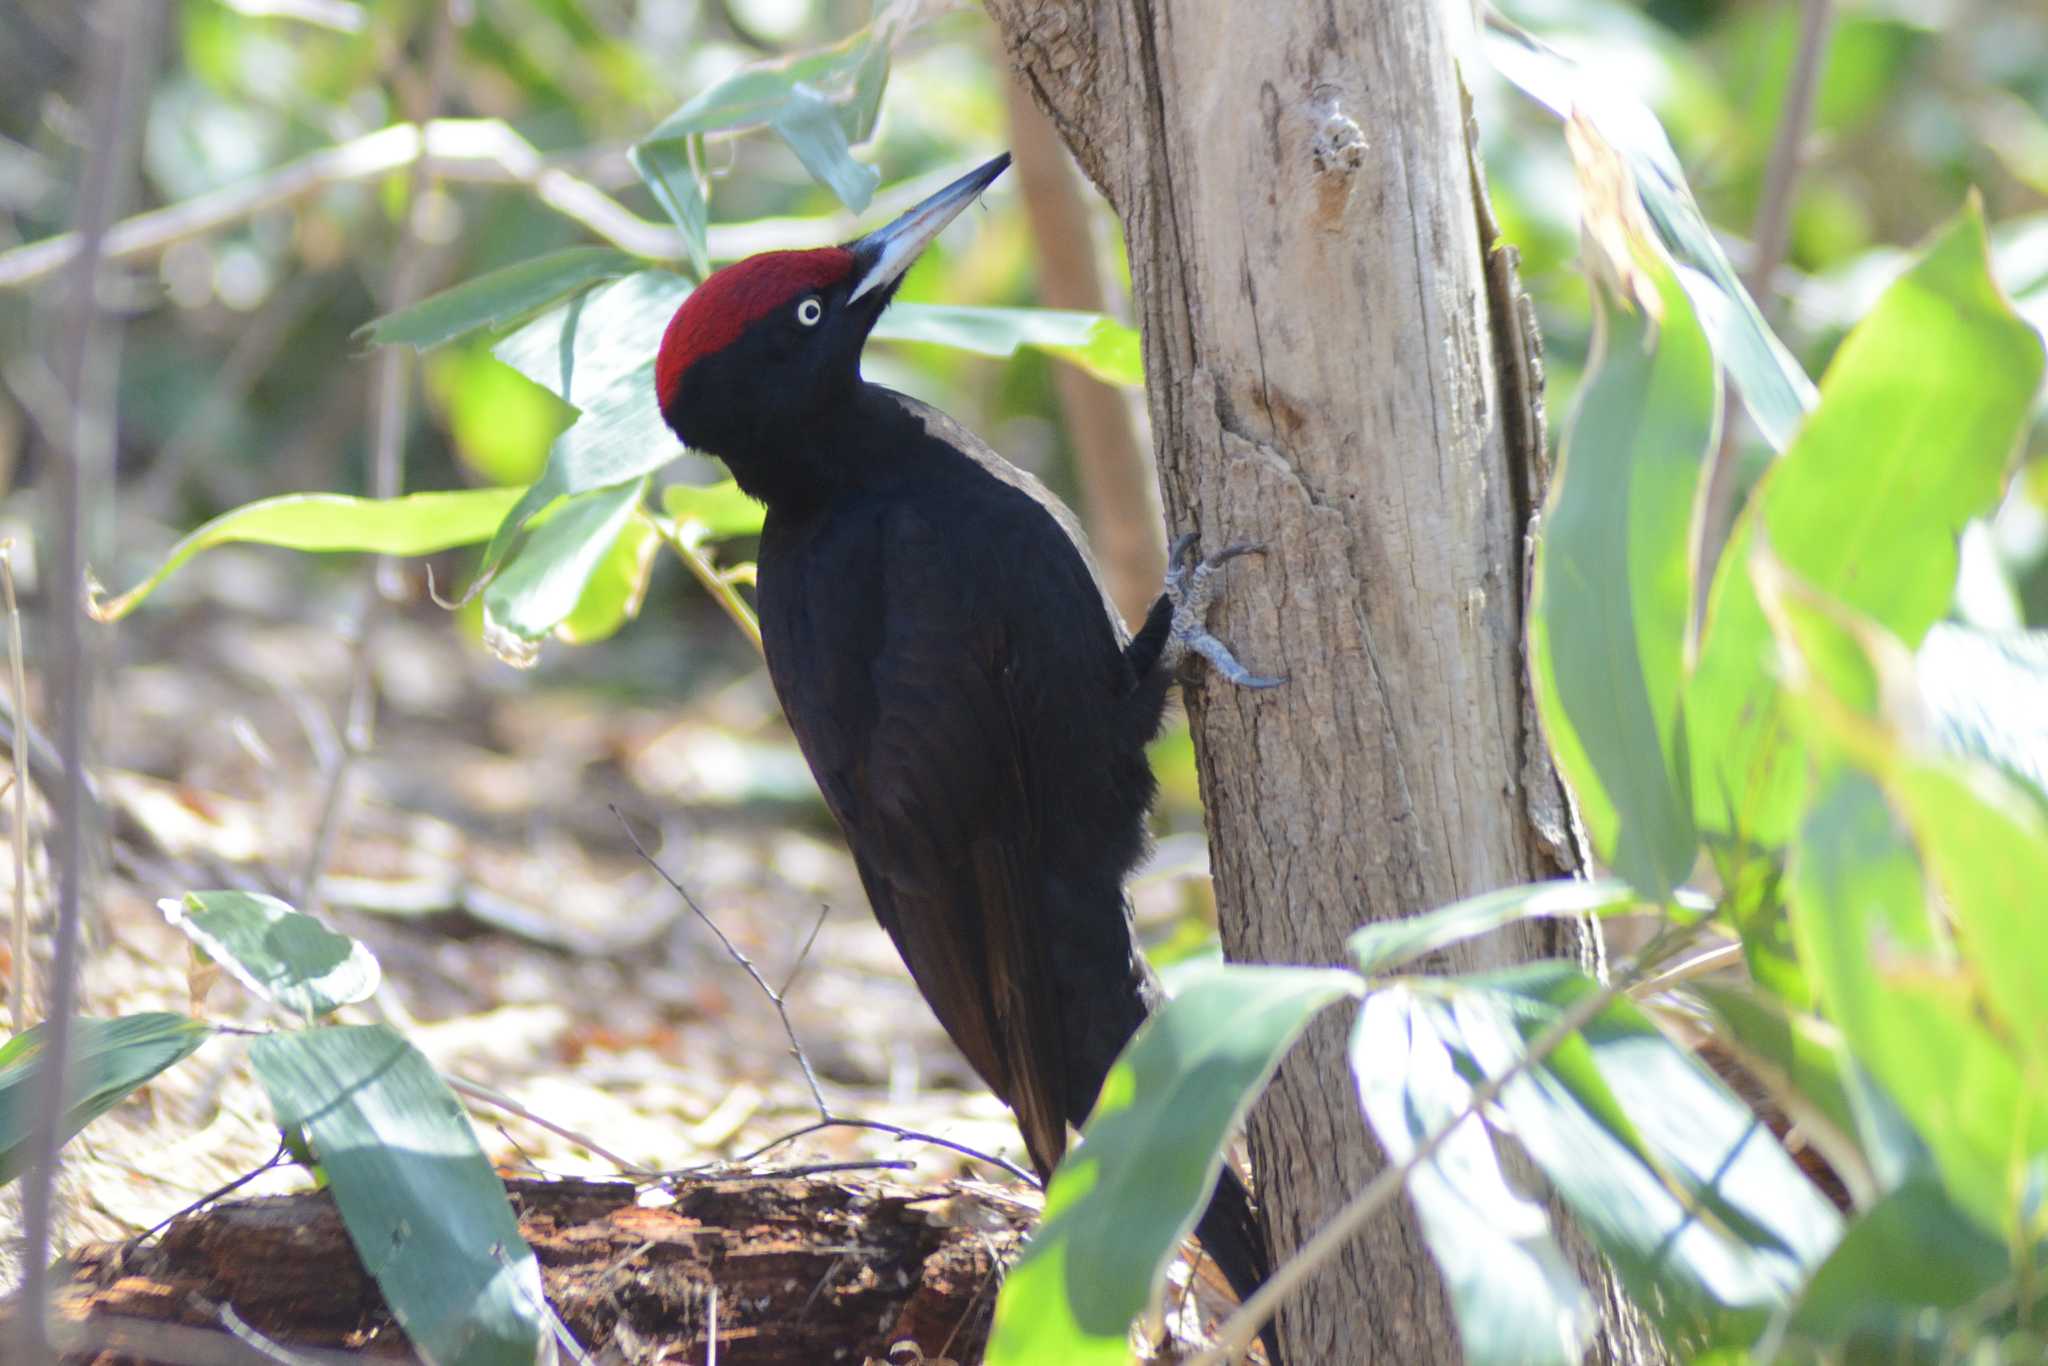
30, 1178, 1027, 1365
983, 2, 1647, 1361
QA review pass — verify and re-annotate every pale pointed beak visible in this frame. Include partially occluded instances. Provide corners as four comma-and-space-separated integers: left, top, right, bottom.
846, 153, 1011, 304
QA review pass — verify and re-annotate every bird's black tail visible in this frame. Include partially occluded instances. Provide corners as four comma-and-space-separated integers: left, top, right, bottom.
1197, 1165, 1286, 1366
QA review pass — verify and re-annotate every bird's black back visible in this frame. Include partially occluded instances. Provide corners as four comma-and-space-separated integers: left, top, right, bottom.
751, 385, 1276, 1350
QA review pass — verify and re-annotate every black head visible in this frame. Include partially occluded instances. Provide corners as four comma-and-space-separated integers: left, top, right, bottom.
655, 154, 1010, 500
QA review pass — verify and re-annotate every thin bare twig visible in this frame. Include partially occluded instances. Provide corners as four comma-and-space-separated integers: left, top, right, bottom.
2, 542, 29, 1033
130, 1140, 293, 1249
612, 808, 1041, 1189
18, 2, 164, 1356
1693, 0, 1833, 622
691, 1157, 915, 1180
1189, 924, 1708, 1366
297, 0, 465, 912
444, 1072, 653, 1176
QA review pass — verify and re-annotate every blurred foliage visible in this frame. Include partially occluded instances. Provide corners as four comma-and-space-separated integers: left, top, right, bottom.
4, 1, 2048, 1362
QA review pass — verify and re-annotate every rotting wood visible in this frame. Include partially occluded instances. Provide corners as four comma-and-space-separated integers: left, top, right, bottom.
27, 1176, 1030, 1365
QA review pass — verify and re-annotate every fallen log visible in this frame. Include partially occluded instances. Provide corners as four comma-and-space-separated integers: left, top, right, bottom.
37, 1175, 1033, 1364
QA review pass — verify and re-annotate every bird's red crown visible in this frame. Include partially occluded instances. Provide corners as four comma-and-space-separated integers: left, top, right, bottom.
655, 248, 857, 411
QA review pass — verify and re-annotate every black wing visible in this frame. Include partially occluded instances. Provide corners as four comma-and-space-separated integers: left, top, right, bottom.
761, 492, 1104, 1175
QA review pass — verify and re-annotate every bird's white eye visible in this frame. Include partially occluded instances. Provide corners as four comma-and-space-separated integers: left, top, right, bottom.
795, 297, 824, 326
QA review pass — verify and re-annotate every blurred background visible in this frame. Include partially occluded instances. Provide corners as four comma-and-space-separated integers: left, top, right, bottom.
0, 0, 2043, 1268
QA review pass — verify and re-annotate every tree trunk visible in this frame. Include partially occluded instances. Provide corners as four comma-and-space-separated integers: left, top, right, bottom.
982, 2, 1651, 1361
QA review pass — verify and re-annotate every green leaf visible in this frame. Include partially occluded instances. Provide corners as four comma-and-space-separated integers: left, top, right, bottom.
1528, 262, 1714, 898
641, 27, 887, 213
1689, 200, 2046, 851
1484, 16, 1817, 450
643, 29, 875, 141
628, 141, 709, 280
251, 1025, 546, 1366
1353, 986, 1593, 1365
482, 477, 645, 659
874, 304, 1144, 389
771, 84, 880, 213
476, 272, 690, 582
1347, 877, 1641, 977
90, 486, 526, 623
356, 246, 640, 352
985, 966, 1362, 1366
1788, 769, 2044, 1236
165, 891, 381, 1022
556, 506, 660, 645
427, 344, 574, 488
1783, 1178, 2011, 1355
0, 1014, 214, 1185
659, 479, 765, 541
1447, 964, 1842, 1353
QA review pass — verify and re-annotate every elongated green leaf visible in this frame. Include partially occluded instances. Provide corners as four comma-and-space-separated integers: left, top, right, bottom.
1783, 1178, 2012, 1356
660, 479, 765, 540
644, 29, 874, 141
874, 305, 1144, 389
166, 891, 380, 1022
1348, 877, 1639, 977
0, 1014, 214, 1185
357, 247, 639, 352
641, 27, 886, 214
1529, 260, 1714, 898
628, 141, 709, 280
1353, 987, 1592, 1365
482, 477, 645, 659
1485, 16, 1816, 449
556, 506, 660, 645
251, 1025, 546, 1366
1690, 200, 2045, 851
771, 85, 879, 213
1788, 770, 2043, 1236
1765, 578, 2048, 1231
985, 966, 1362, 1366
1447, 964, 1841, 1353
90, 486, 525, 623
477, 273, 689, 581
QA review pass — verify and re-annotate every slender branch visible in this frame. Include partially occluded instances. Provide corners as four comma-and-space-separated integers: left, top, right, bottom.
1190, 926, 1705, 1366
1693, 0, 1833, 622
0, 134, 989, 291
1744, 0, 1835, 315
2, 542, 29, 1033
130, 1140, 293, 1248
612, 808, 1041, 1189
444, 1072, 654, 1177
297, 0, 464, 912
18, 2, 164, 1355
655, 520, 764, 655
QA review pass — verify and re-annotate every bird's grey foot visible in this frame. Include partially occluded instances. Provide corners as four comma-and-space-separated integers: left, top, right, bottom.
1163, 533, 1286, 689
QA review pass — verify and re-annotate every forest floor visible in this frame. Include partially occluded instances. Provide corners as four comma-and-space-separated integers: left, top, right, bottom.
0, 548, 1232, 1363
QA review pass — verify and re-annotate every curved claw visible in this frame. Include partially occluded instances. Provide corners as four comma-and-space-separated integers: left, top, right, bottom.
1188, 628, 1287, 689
1159, 530, 1286, 691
